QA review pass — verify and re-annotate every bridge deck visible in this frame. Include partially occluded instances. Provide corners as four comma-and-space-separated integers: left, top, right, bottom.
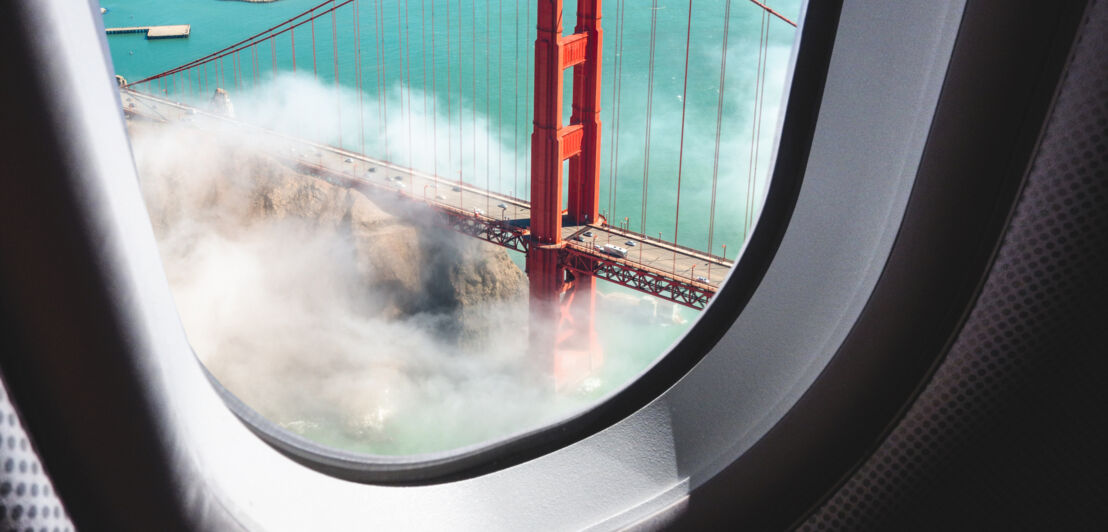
120, 89, 732, 307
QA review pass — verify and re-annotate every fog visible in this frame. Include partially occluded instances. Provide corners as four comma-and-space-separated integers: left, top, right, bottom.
130, 74, 687, 456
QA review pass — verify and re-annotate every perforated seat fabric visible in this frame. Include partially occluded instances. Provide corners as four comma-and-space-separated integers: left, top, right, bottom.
0, 380, 73, 532
800, 1, 1108, 529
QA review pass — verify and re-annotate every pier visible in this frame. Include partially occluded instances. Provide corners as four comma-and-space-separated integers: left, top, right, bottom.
105, 25, 190, 39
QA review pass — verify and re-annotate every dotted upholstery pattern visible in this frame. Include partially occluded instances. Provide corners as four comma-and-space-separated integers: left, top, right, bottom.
800, 1, 1108, 530
0, 382, 73, 532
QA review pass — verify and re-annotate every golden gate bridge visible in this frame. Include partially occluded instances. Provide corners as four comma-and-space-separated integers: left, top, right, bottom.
119, 0, 795, 385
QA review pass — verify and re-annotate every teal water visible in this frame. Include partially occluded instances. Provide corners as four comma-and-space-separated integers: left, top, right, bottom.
105, 0, 800, 255
103, 0, 801, 454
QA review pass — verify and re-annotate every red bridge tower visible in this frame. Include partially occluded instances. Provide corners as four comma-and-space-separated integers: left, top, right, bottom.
529, 0, 604, 388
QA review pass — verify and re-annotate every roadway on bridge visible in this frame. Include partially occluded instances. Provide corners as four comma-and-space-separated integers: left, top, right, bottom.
120, 89, 732, 290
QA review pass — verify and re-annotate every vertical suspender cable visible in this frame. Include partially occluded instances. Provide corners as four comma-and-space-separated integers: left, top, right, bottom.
485, 0, 491, 213
271, 37, 277, 79
443, 0, 452, 185
744, 10, 766, 242
331, 1, 342, 148
311, 16, 318, 79
377, 0, 390, 162
432, 0, 440, 188
525, 0, 531, 199
708, 0, 732, 257
446, 0, 453, 184
396, 0, 408, 168
640, 0, 659, 238
395, 1, 404, 120
373, 0, 381, 158
471, 0, 477, 191
751, 11, 771, 229
354, 0, 365, 154
291, 28, 297, 72
607, 0, 626, 224
458, 0, 464, 191
497, 0, 503, 197
513, 0, 519, 198
673, 0, 694, 272
421, 0, 428, 174
404, 0, 413, 173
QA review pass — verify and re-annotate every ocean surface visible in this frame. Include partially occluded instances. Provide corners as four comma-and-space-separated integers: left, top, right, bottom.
102, 0, 802, 454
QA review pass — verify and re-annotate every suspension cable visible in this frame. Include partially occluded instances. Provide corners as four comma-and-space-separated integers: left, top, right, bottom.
673, 0, 694, 272
485, 0, 491, 213
458, 0, 464, 192
747, 0, 796, 27
744, 10, 766, 242
497, 0, 503, 198
524, 0, 531, 200
640, 0, 659, 237
708, 0, 732, 257
125, 0, 349, 87
404, 0, 414, 172
432, 0, 440, 188
401, 0, 414, 169
446, 0, 452, 182
421, 0, 430, 178
332, 1, 342, 148
513, 0, 520, 198
419, 0, 427, 172
376, 0, 389, 161
606, 0, 623, 223
471, 0, 477, 192
354, 0, 365, 154
752, 10, 772, 229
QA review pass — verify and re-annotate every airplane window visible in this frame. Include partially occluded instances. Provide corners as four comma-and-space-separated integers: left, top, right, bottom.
107, 0, 800, 465
8, 0, 1030, 527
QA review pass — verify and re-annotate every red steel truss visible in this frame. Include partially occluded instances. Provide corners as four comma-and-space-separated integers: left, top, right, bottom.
562, 244, 714, 310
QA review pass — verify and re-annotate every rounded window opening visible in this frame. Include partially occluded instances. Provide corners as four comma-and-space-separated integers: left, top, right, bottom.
109, 0, 801, 459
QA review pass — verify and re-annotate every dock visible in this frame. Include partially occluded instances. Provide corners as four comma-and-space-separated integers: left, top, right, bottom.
105, 25, 190, 39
